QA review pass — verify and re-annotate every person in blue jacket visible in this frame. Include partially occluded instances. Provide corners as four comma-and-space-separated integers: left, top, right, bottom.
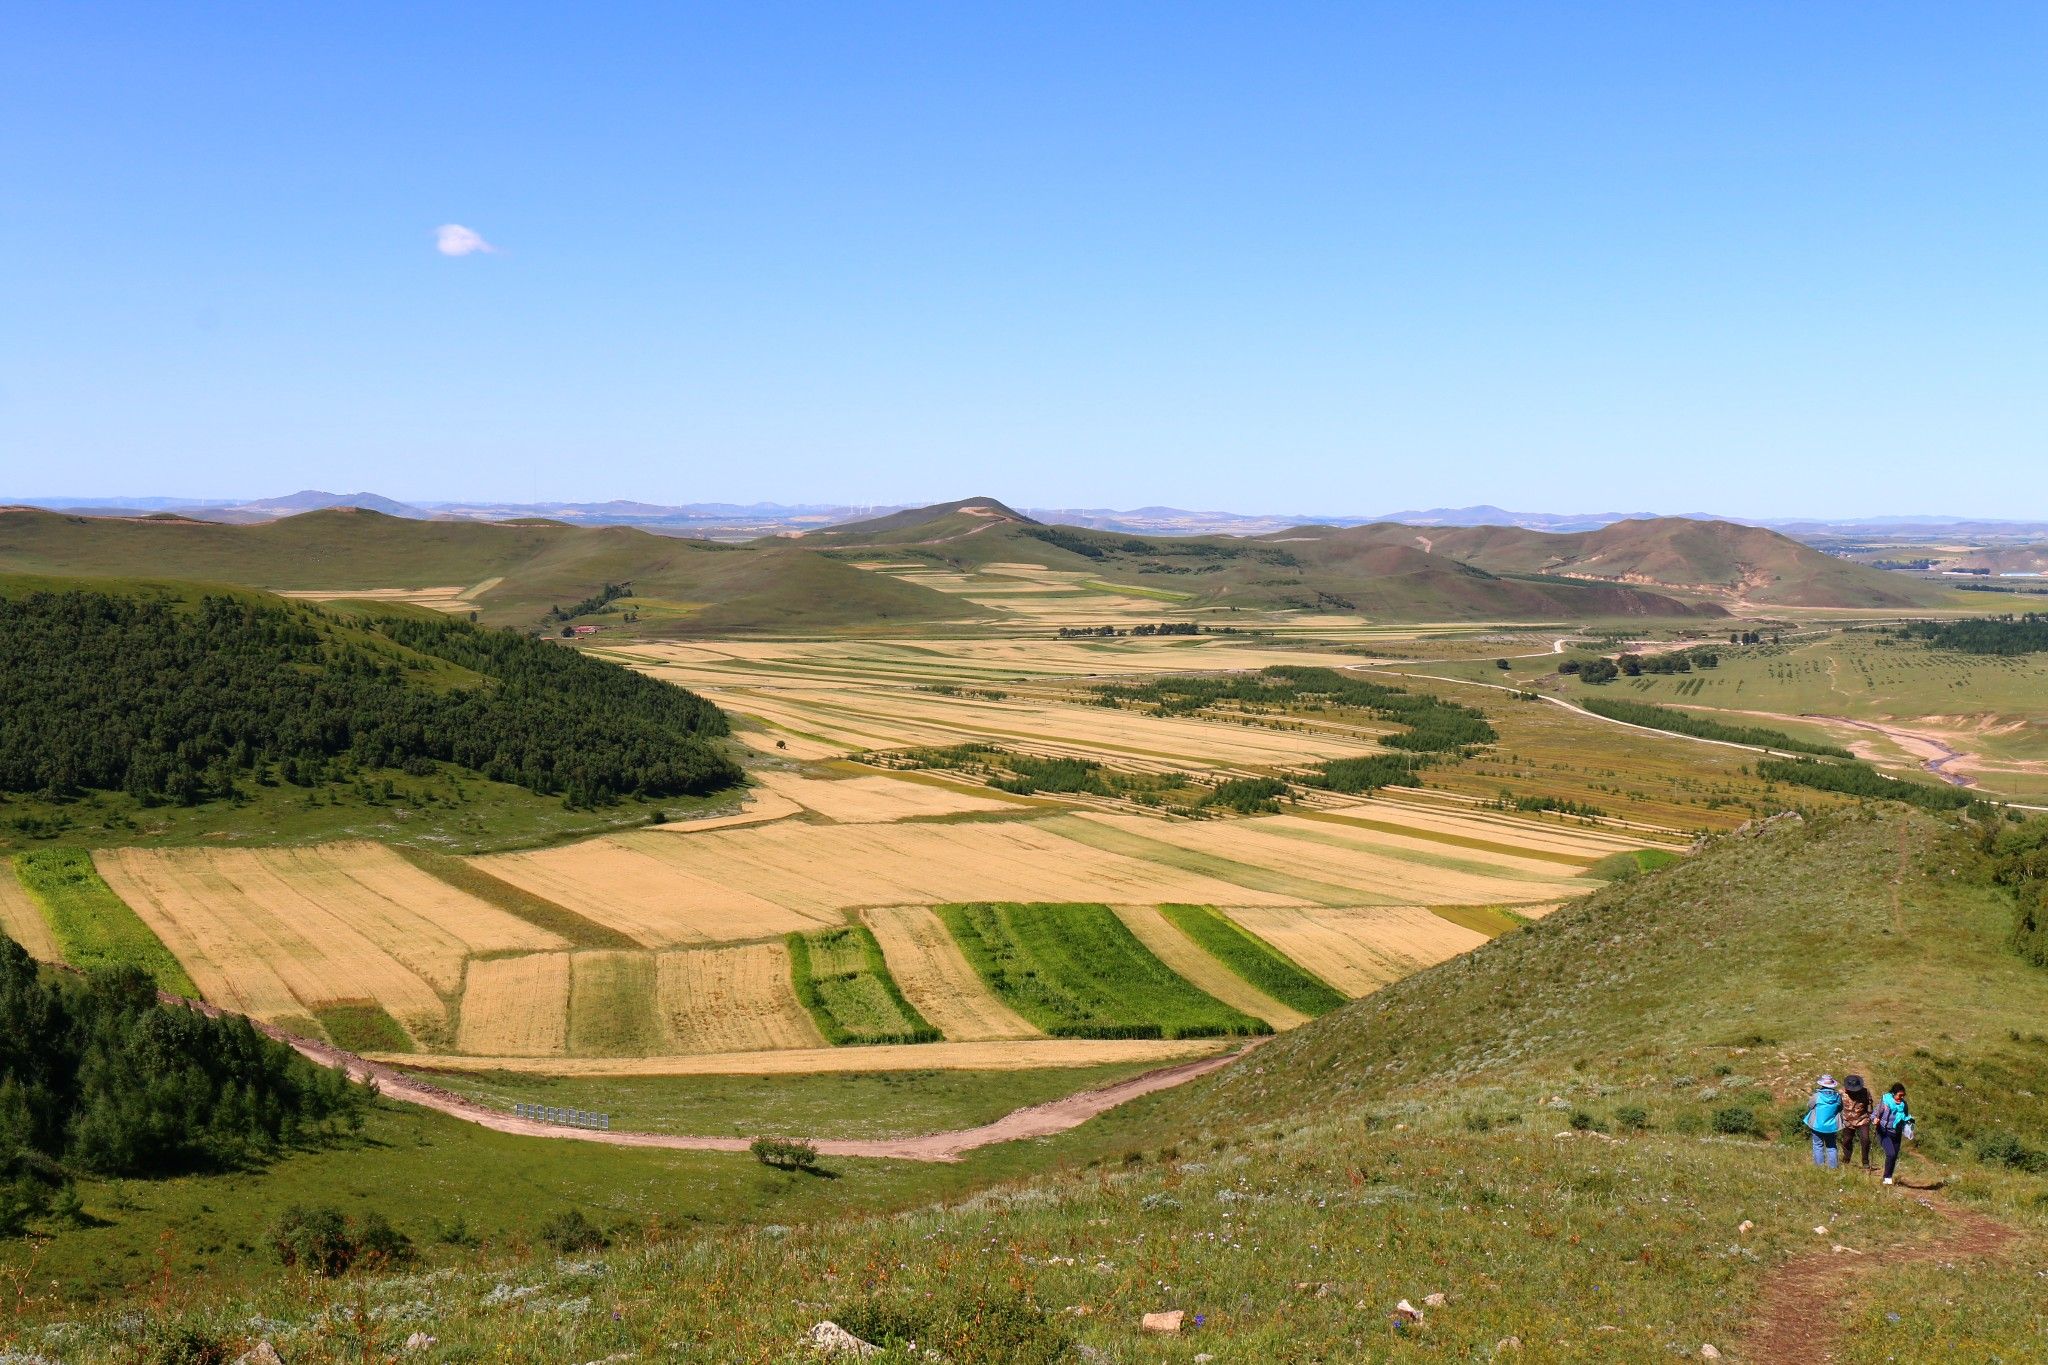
1804, 1073, 1843, 1168
1876, 1082, 1914, 1186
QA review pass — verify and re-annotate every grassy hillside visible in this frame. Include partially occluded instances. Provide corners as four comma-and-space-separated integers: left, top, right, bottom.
1333, 516, 1944, 607
19, 807, 2044, 1360
810, 501, 1724, 621
0, 506, 971, 633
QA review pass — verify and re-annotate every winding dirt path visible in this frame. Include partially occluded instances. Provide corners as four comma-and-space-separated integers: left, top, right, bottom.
172, 991, 1250, 1162
1741, 1186, 2015, 1364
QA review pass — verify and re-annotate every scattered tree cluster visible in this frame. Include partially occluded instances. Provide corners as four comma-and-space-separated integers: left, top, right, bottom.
0, 938, 363, 1232
1095, 666, 1496, 753
0, 590, 739, 809
544, 581, 633, 623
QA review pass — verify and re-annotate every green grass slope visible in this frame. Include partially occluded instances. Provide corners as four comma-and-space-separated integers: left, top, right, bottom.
0, 507, 971, 632
23, 807, 2045, 1361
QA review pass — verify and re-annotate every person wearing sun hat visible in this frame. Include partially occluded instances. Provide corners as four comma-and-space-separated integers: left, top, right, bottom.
1802, 1073, 1843, 1168
1838, 1075, 1877, 1170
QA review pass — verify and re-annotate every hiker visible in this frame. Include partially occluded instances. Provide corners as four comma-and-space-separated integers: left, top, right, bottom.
1838, 1075, 1876, 1170
1803, 1073, 1842, 1168
1877, 1082, 1914, 1186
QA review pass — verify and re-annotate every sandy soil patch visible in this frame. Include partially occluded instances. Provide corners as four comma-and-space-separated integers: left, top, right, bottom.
274, 585, 478, 614
860, 905, 1040, 1041
379, 1037, 1229, 1076
654, 942, 823, 1052
456, 953, 570, 1056
1222, 906, 1487, 995
1108, 905, 1310, 1029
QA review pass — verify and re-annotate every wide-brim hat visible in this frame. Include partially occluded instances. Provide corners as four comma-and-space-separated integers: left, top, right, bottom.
1844, 1074, 1865, 1090
1818, 1073, 1836, 1088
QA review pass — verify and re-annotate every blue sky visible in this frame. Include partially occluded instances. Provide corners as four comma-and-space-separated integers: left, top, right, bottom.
4, 4, 2044, 516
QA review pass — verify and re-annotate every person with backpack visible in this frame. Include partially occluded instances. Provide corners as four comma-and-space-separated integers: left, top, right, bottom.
1838, 1075, 1876, 1170
1876, 1082, 1914, 1186
1803, 1074, 1843, 1168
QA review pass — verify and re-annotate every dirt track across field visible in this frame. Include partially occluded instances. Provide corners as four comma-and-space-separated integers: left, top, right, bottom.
1740, 1185, 2015, 1363
172, 991, 1248, 1162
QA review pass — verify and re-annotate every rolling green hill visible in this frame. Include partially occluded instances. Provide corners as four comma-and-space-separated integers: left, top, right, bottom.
0, 576, 743, 849
0, 506, 972, 634
1325, 516, 1944, 607
810, 500, 1726, 619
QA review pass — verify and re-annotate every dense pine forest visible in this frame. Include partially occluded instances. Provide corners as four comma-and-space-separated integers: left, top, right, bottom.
0, 938, 363, 1230
0, 589, 739, 809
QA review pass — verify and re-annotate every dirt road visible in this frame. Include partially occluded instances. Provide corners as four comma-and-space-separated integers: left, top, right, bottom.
173, 992, 1249, 1162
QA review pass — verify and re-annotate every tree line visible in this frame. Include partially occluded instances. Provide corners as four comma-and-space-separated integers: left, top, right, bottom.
1755, 757, 1976, 812
0, 590, 739, 809
0, 939, 363, 1232
1896, 614, 2048, 656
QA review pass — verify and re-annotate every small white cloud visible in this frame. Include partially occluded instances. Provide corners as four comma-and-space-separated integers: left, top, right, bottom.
435, 224, 497, 257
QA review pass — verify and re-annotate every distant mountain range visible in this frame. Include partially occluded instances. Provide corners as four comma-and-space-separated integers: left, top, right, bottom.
11, 491, 2048, 541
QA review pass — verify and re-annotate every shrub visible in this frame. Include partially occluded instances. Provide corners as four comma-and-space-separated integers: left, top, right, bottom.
750, 1137, 821, 1171
141, 1325, 228, 1365
354, 1210, 415, 1267
837, 1287, 1068, 1365
270, 1204, 356, 1276
1711, 1106, 1764, 1137
1614, 1105, 1650, 1131
537, 1207, 610, 1252
1463, 1112, 1493, 1133
1975, 1133, 2048, 1173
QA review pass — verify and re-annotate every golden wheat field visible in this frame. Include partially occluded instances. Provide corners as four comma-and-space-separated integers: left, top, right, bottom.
377, 1037, 1232, 1076
1220, 905, 1489, 995
751, 768, 1024, 822
94, 846, 454, 1043
654, 943, 823, 1052
456, 953, 572, 1056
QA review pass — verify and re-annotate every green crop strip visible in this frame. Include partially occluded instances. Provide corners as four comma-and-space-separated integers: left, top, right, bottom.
11, 850, 198, 997
937, 901, 1269, 1040
1158, 904, 1347, 1017
788, 926, 940, 1045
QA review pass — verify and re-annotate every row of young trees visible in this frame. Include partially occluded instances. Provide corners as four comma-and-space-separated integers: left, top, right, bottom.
0, 939, 363, 1231
0, 590, 740, 807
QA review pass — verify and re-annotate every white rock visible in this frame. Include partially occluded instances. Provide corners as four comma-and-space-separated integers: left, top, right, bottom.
1422, 1292, 1447, 1307
802, 1321, 880, 1358
234, 1346, 286, 1365
1196, 1356, 1216, 1363
1813, 1225, 1828, 1236
1141, 1309, 1185, 1334
403, 1333, 436, 1352
1394, 1299, 1425, 1324
1495, 1337, 1523, 1353
1738, 1220, 1754, 1235
1701, 1347, 1722, 1360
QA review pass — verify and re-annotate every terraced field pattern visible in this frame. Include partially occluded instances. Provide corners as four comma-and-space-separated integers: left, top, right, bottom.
0, 620, 1684, 1080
